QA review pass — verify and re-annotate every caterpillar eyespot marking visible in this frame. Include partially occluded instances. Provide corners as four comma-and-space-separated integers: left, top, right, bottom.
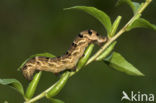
96, 33, 99, 36
23, 65, 27, 70
65, 51, 69, 55
22, 29, 107, 80
45, 57, 49, 59
36, 61, 40, 65
72, 43, 77, 47
78, 34, 83, 38
88, 29, 92, 35
68, 53, 71, 56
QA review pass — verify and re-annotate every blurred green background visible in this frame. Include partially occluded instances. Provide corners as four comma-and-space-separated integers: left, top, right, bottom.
0, 0, 156, 103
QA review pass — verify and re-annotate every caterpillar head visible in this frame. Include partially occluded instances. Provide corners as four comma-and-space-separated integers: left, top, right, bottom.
22, 64, 36, 80
79, 29, 107, 45
22, 58, 37, 80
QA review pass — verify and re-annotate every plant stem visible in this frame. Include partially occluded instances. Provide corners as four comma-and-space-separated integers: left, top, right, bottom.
24, 83, 56, 103
86, 0, 152, 65
24, 0, 152, 102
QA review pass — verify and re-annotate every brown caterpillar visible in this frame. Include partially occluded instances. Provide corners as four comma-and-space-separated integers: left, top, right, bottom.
22, 29, 107, 80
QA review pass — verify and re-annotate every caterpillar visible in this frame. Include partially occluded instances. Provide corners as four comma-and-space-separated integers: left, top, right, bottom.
22, 29, 107, 80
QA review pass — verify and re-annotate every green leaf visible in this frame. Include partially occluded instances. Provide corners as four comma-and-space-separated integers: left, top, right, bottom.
116, 0, 141, 14
65, 6, 112, 34
25, 71, 42, 99
47, 72, 70, 98
127, 18, 156, 31
29, 52, 55, 58
18, 52, 55, 71
104, 52, 144, 76
96, 41, 117, 61
109, 16, 122, 37
47, 98, 64, 103
0, 79, 24, 95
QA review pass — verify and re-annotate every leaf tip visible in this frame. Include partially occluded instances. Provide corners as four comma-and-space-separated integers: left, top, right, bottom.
63, 8, 70, 11
138, 72, 145, 76
63, 6, 79, 11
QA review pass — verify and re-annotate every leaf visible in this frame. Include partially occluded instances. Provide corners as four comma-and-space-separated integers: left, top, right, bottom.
48, 98, 64, 103
25, 71, 42, 99
127, 18, 156, 31
47, 72, 70, 97
18, 52, 55, 71
116, 0, 141, 14
96, 41, 117, 61
109, 16, 122, 37
65, 6, 112, 34
29, 52, 55, 58
0, 79, 24, 95
104, 52, 144, 76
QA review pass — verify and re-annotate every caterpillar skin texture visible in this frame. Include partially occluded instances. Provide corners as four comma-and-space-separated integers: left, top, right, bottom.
22, 29, 107, 80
